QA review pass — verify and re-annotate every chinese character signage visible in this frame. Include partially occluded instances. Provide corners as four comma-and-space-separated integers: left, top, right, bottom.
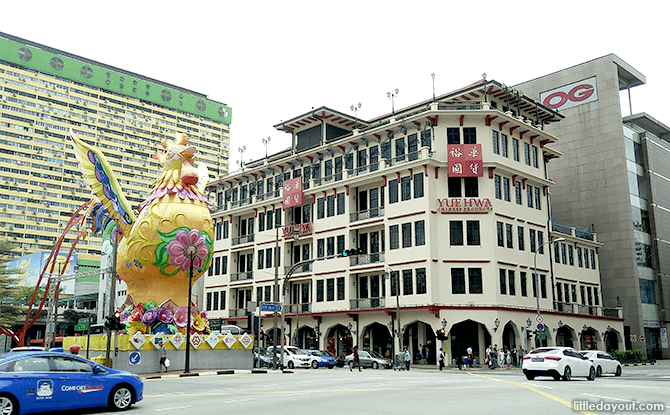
283, 222, 313, 239
447, 144, 483, 177
282, 177, 303, 209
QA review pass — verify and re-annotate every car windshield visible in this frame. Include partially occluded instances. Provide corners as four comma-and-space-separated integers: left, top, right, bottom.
311, 351, 325, 356
289, 348, 307, 355
369, 351, 384, 359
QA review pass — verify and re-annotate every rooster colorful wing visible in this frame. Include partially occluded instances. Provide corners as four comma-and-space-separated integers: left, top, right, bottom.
69, 129, 136, 233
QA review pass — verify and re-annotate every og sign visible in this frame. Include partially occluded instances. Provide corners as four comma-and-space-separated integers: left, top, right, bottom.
540, 76, 598, 111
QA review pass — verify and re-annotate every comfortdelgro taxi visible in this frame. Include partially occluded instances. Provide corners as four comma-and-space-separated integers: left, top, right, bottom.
0, 351, 143, 414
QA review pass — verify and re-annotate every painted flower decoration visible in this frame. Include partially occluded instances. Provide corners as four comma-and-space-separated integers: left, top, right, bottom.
173, 306, 189, 328
126, 320, 147, 336
128, 304, 144, 322
141, 308, 159, 325
192, 314, 206, 331
151, 322, 172, 335
145, 301, 158, 310
166, 229, 209, 271
157, 307, 173, 324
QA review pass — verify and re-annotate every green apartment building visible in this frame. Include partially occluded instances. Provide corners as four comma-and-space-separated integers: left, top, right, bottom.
0, 32, 231, 262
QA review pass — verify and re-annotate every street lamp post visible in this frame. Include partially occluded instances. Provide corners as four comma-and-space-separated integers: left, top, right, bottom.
383, 268, 402, 353
431, 73, 436, 101
533, 237, 565, 347
184, 250, 198, 374
238, 146, 246, 169
350, 103, 362, 130
262, 137, 271, 159
387, 89, 399, 115
441, 318, 447, 361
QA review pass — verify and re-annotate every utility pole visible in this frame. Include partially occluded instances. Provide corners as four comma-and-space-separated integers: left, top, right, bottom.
105, 229, 118, 368
272, 225, 279, 370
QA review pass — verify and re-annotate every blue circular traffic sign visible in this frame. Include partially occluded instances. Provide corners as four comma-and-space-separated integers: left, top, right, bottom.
536, 323, 544, 331
129, 352, 141, 365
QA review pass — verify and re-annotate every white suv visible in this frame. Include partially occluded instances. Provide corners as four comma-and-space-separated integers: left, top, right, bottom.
266, 346, 312, 369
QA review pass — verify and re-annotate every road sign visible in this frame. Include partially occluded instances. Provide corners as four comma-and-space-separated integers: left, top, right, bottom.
640, 335, 645, 342
535, 315, 544, 324
630, 334, 637, 342
261, 303, 282, 312
537, 323, 544, 331
536, 331, 547, 340
74, 324, 88, 331
77, 317, 91, 325
129, 352, 141, 365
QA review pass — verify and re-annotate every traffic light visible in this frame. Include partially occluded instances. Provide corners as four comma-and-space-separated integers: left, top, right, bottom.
113, 311, 122, 331
435, 328, 446, 341
247, 314, 260, 333
339, 248, 362, 257
527, 330, 534, 340
104, 315, 113, 329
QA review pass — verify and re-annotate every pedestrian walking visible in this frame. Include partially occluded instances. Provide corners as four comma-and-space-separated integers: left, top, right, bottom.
437, 348, 445, 371
506, 349, 512, 369
158, 339, 168, 373
403, 347, 411, 371
456, 350, 463, 370
467, 345, 473, 368
511, 348, 517, 367
517, 346, 525, 367
350, 345, 362, 372
498, 348, 505, 370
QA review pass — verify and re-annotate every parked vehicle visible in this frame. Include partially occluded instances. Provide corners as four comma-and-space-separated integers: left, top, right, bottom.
266, 346, 311, 369
303, 350, 336, 369
253, 349, 273, 368
345, 350, 393, 369
0, 351, 143, 414
579, 350, 622, 377
219, 325, 247, 335
522, 347, 596, 381
324, 350, 346, 368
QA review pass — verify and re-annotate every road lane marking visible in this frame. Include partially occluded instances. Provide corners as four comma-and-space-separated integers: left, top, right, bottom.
582, 393, 670, 408
466, 372, 596, 415
522, 382, 553, 389
155, 405, 194, 412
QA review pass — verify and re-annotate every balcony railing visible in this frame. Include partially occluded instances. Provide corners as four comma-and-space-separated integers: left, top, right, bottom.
232, 234, 254, 245
349, 253, 385, 266
350, 207, 384, 223
553, 302, 622, 318
284, 303, 312, 314
229, 308, 247, 317
350, 297, 385, 310
285, 262, 312, 274
383, 150, 423, 168
347, 162, 380, 178
230, 271, 253, 282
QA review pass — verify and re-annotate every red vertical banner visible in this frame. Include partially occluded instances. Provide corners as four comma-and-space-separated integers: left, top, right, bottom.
448, 144, 483, 177
282, 177, 303, 209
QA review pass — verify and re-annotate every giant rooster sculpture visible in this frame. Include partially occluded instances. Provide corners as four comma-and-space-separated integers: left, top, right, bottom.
69, 129, 214, 314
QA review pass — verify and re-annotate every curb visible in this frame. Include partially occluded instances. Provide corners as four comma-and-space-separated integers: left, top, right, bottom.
143, 369, 293, 379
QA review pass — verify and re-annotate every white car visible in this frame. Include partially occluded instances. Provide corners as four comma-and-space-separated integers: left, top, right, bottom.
522, 347, 596, 381
580, 350, 622, 377
266, 346, 312, 369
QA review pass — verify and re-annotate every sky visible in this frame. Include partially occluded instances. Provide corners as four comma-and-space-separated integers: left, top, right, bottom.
3, 1, 668, 171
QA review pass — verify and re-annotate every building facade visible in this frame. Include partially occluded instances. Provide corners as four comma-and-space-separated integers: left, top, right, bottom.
0, 32, 231, 263
205, 80, 624, 364
517, 55, 669, 359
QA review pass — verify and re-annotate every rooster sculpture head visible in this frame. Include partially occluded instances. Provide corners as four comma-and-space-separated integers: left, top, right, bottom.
154, 133, 199, 186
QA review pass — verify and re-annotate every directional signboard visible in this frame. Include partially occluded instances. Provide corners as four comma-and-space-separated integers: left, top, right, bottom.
536, 331, 547, 340
261, 302, 282, 312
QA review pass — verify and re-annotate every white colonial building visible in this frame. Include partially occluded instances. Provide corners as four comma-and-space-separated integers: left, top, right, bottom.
203, 79, 624, 365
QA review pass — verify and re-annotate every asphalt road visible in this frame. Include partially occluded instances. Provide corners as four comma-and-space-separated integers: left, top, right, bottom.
114, 364, 670, 415
52, 362, 666, 415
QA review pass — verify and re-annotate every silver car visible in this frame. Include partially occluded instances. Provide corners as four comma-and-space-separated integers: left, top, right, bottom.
345, 350, 393, 369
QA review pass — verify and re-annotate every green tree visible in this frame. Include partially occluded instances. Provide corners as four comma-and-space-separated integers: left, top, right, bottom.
0, 241, 23, 327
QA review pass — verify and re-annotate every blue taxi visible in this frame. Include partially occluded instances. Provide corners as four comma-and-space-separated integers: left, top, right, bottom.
0, 351, 143, 414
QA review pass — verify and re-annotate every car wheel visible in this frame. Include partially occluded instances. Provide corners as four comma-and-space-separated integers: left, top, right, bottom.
328, 364, 335, 369
0, 394, 18, 415
587, 366, 596, 381
562, 366, 571, 381
596, 366, 602, 377
525, 374, 535, 380
372, 361, 379, 370
615, 366, 622, 377
288, 361, 295, 370
311, 360, 318, 369
109, 385, 133, 411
